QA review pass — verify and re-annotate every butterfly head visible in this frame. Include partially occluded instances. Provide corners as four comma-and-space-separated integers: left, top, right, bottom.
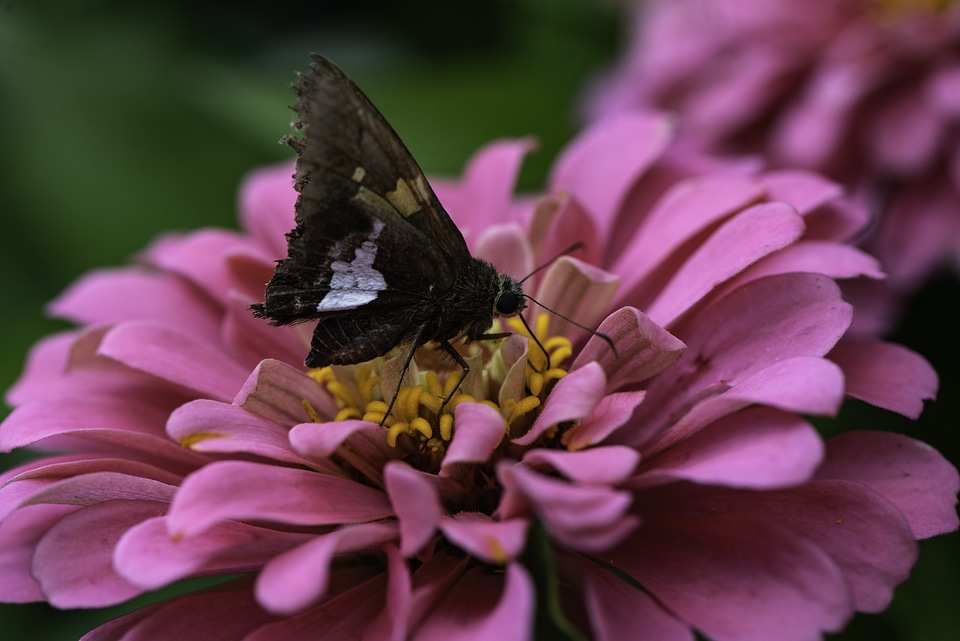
494, 274, 526, 318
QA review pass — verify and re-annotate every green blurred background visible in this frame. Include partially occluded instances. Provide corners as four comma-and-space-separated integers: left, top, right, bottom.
0, 1, 956, 639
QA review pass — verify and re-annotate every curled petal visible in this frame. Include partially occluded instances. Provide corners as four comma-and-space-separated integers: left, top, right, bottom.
523, 446, 640, 485
439, 513, 529, 564
498, 463, 636, 552
573, 307, 686, 392
516, 362, 607, 446
384, 462, 443, 557
116, 516, 311, 590
441, 402, 506, 477
167, 460, 392, 538
167, 399, 316, 467
97, 321, 249, 401
256, 522, 397, 615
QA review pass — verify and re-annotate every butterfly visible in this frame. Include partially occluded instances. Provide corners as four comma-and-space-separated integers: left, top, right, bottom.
251, 54, 530, 421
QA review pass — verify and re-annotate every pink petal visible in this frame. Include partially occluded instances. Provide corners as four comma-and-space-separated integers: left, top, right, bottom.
34, 500, 166, 607
439, 513, 529, 564
550, 113, 674, 239
167, 460, 392, 538
611, 174, 768, 297
572, 307, 686, 392
384, 462, 443, 557
562, 390, 648, 450
639, 356, 844, 453
498, 463, 637, 552
636, 407, 824, 489
732, 241, 885, 285
223, 296, 309, 372
529, 194, 602, 273
532, 257, 620, 345
523, 446, 640, 485
643, 202, 806, 327
817, 431, 960, 539
21, 472, 176, 507
246, 573, 387, 641
414, 563, 534, 641
829, 339, 937, 419
234, 359, 338, 426
116, 516, 310, 589
869, 88, 942, 175
473, 222, 534, 279
256, 522, 398, 615
81, 580, 281, 641
141, 228, 257, 306
238, 161, 297, 259
760, 170, 844, 216
580, 557, 694, 641
0, 504, 77, 602
97, 321, 250, 401
441, 402, 506, 477
363, 544, 414, 641
48, 268, 222, 342
435, 138, 535, 232
0, 398, 206, 470
167, 399, 316, 467
515, 362, 607, 446
639, 273, 852, 447
289, 419, 389, 461
611, 510, 852, 641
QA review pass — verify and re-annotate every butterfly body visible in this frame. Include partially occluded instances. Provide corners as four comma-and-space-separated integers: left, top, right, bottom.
251, 55, 526, 410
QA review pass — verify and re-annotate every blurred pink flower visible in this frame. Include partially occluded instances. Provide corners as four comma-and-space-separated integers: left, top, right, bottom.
1, 116, 956, 641
585, 0, 960, 298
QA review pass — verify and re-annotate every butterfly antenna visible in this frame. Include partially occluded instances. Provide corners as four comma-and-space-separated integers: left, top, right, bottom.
519, 242, 585, 285
523, 296, 619, 360
516, 312, 552, 371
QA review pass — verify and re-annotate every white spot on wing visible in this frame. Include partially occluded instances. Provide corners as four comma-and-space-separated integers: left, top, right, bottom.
317, 218, 387, 311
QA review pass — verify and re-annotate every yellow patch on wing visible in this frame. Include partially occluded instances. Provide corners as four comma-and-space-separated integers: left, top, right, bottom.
351, 166, 366, 183
386, 178, 421, 218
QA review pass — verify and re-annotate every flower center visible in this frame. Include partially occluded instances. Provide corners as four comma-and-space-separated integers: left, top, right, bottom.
308, 315, 572, 472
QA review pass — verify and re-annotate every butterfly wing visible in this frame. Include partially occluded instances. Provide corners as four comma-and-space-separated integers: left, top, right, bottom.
291, 54, 471, 265
253, 55, 473, 323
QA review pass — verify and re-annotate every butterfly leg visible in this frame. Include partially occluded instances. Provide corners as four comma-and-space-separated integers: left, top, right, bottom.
436, 340, 471, 420
380, 337, 424, 427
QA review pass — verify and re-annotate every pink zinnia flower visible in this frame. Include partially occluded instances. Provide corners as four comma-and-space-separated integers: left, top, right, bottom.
1, 114, 956, 641
585, 0, 960, 299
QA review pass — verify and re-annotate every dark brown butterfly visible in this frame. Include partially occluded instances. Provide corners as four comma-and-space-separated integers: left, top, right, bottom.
251, 54, 528, 420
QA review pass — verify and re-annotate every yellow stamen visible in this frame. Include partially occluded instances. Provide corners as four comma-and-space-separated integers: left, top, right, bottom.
507, 396, 541, 425
439, 413, 454, 441
303, 399, 321, 423
334, 406, 363, 422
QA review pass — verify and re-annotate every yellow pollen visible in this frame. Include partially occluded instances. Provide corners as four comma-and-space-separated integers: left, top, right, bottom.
303, 399, 321, 423
486, 535, 508, 565
179, 431, 228, 448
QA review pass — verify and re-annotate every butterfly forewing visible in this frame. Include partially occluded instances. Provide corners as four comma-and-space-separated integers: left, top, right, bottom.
291, 54, 471, 265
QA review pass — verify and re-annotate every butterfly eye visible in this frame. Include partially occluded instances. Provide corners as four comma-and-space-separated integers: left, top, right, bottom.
496, 290, 521, 315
